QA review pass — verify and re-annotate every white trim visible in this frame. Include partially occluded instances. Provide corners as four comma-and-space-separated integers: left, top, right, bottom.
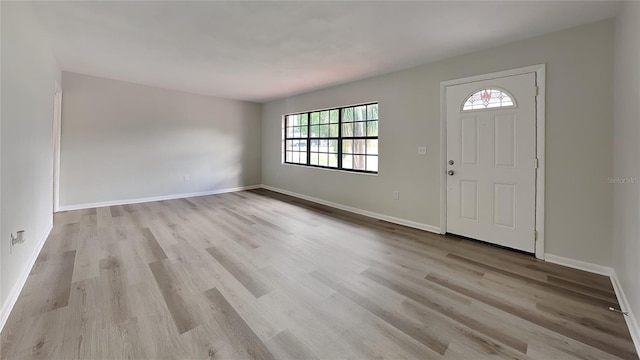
534, 66, 546, 260
0, 222, 53, 333
611, 269, 640, 356
439, 64, 546, 259
543, 253, 612, 276
58, 185, 261, 211
53, 86, 62, 213
261, 184, 441, 234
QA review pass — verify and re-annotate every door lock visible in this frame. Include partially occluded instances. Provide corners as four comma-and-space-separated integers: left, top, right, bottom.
448, 160, 454, 165
448, 170, 455, 176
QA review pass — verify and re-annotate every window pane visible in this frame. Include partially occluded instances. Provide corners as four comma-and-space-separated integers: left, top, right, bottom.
310, 152, 319, 165
342, 123, 353, 137
299, 113, 308, 126
310, 125, 320, 137
329, 140, 338, 152
319, 153, 328, 167
367, 104, 378, 120
354, 122, 366, 137
320, 139, 330, 152
328, 153, 338, 167
366, 156, 378, 172
319, 124, 330, 138
330, 110, 339, 123
286, 140, 293, 150
353, 140, 366, 154
342, 154, 353, 169
463, 89, 514, 111
366, 139, 378, 155
367, 121, 378, 136
342, 140, 353, 154
330, 124, 339, 137
310, 140, 319, 151
355, 106, 366, 121
292, 152, 299, 163
311, 112, 320, 125
342, 108, 354, 122
286, 127, 293, 138
353, 154, 366, 170
320, 111, 329, 124
299, 152, 307, 164
286, 151, 293, 162
287, 140, 306, 152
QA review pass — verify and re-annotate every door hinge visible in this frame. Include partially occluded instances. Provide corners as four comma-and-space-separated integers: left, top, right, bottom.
534, 86, 539, 96
534, 230, 538, 241
534, 158, 539, 169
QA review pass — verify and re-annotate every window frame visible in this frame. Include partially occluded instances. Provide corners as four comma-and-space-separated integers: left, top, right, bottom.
283, 102, 379, 174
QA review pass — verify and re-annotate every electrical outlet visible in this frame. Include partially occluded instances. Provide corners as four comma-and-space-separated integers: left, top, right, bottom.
418, 146, 427, 155
11, 230, 25, 246
393, 191, 400, 200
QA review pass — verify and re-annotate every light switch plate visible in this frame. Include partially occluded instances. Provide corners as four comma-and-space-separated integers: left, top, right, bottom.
418, 146, 427, 155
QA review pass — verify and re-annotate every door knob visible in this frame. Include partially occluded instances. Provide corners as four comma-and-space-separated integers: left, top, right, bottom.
448, 170, 455, 176
448, 160, 454, 165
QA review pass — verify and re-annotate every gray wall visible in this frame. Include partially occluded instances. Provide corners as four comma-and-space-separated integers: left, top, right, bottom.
1, 2, 61, 311
262, 20, 614, 266
613, 0, 640, 342
59, 72, 262, 207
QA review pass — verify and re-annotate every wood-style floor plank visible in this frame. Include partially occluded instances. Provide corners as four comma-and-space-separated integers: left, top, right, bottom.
203, 287, 275, 360
148, 259, 198, 334
1, 189, 637, 360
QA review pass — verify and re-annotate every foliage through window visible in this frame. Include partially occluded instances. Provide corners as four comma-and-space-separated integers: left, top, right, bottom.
462, 88, 515, 111
284, 103, 378, 173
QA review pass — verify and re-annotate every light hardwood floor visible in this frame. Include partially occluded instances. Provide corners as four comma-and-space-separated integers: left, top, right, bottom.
1, 189, 637, 359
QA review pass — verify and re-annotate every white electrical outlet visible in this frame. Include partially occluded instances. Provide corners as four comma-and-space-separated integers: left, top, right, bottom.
418, 146, 427, 155
393, 191, 400, 200
11, 230, 25, 246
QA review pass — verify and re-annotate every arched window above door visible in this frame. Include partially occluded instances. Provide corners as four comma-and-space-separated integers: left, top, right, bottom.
462, 88, 515, 111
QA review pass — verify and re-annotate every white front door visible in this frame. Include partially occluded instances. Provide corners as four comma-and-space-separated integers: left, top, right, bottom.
446, 73, 537, 253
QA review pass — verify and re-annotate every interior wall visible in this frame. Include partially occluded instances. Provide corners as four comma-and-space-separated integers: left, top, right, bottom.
613, 0, 640, 342
262, 20, 614, 266
59, 72, 262, 208
0, 2, 61, 312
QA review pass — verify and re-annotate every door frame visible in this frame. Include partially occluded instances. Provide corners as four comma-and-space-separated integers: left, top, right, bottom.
53, 81, 62, 213
439, 64, 546, 259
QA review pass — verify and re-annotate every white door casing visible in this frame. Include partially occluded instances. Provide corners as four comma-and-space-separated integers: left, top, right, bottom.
53, 84, 62, 212
445, 73, 537, 253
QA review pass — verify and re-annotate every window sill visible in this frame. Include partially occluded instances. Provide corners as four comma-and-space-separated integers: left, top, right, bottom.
281, 162, 379, 176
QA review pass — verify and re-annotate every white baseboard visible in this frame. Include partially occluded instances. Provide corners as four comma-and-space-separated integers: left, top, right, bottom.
544, 253, 640, 354
611, 270, 640, 357
0, 222, 53, 333
58, 185, 262, 211
543, 253, 613, 276
260, 184, 441, 234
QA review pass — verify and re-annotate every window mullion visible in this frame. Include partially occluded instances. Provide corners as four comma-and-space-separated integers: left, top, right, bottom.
306, 112, 311, 165
338, 109, 343, 169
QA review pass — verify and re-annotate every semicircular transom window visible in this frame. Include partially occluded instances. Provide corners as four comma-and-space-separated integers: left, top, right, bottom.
462, 88, 515, 111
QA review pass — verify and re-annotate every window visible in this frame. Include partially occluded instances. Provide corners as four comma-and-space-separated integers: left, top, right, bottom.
462, 88, 515, 111
284, 103, 378, 173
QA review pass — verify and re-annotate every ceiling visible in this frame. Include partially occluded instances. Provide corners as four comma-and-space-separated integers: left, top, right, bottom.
32, 1, 620, 103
